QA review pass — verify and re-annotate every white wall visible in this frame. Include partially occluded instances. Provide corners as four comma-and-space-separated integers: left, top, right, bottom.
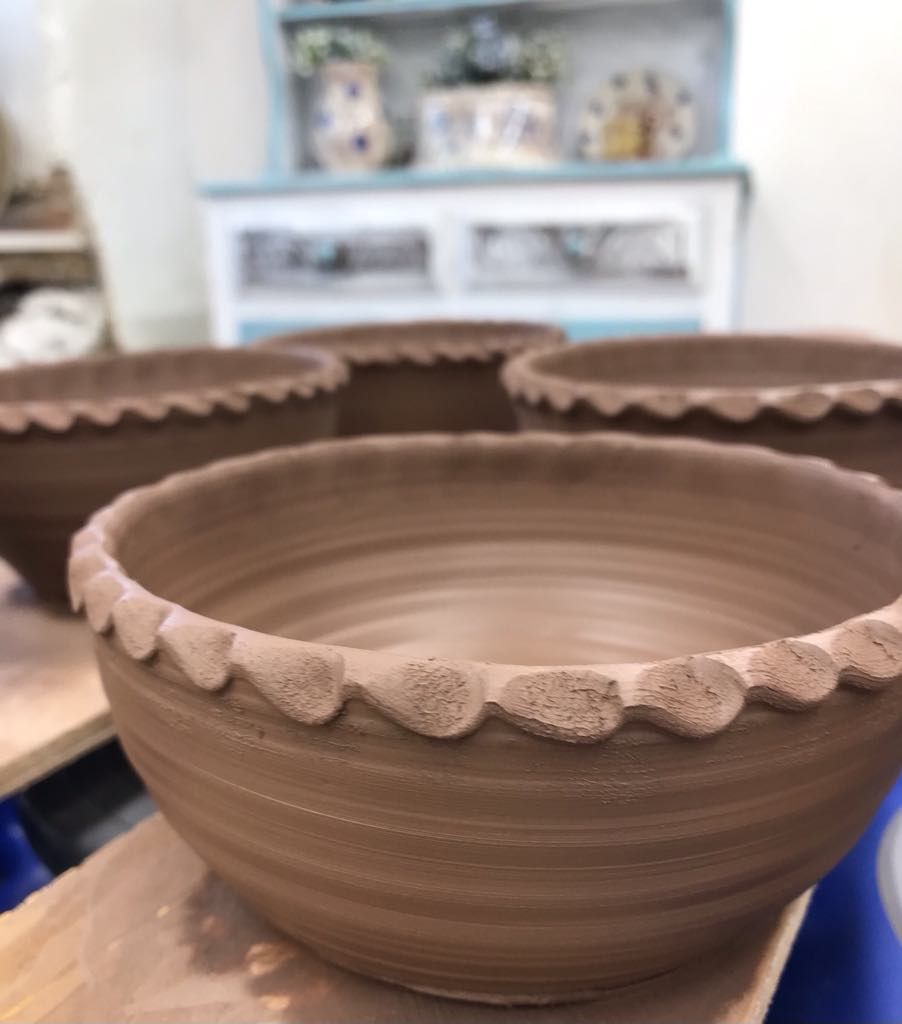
41, 0, 269, 350
180, 1, 268, 182
45, 0, 210, 350
0, 0, 55, 182
734, 0, 902, 337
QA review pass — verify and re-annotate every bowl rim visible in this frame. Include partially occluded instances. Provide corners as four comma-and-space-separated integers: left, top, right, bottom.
0, 345, 349, 435
255, 319, 566, 368
502, 332, 902, 424
69, 432, 902, 745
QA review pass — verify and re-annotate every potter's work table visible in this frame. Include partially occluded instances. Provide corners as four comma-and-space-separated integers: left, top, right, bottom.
1, 813, 811, 1024
0, 562, 112, 798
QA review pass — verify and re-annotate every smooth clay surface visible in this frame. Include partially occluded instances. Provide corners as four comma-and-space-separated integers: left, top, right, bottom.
0, 347, 347, 603
256, 320, 564, 435
503, 333, 902, 484
71, 434, 902, 1003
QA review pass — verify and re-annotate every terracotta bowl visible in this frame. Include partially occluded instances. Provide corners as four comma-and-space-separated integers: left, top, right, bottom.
71, 433, 902, 1004
0, 346, 347, 603
503, 333, 902, 484
256, 319, 565, 435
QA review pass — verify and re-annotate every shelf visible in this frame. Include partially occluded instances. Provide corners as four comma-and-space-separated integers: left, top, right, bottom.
200, 156, 749, 197
279, 0, 682, 24
0, 229, 88, 255
0, 810, 811, 1023
0, 561, 111, 799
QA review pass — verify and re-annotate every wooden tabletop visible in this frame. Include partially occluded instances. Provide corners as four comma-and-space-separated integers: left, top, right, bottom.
0, 812, 810, 1024
0, 561, 112, 798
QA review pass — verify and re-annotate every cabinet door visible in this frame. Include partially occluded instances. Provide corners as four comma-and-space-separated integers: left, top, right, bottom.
467, 219, 694, 290
460, 201, 702, 293
238, 225, 433, 294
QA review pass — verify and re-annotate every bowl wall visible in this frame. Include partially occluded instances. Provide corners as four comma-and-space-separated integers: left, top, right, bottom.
340, 360, 516, 435
97, 640, 902, 1002
75, 434, 902, 1002
505, 335, 902, 485
0, 390, 338, 604
257, 320, 565, 436
515, 402, 902, 485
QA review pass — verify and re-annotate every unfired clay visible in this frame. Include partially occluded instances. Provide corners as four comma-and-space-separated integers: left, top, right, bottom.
256, 320, 564, 435
0, 346, 347, 603
71, 433, 902, 1004
503, 333, 902, 483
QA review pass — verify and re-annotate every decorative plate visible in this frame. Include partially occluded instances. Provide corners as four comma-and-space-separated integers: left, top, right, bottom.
578, 69, 697, 162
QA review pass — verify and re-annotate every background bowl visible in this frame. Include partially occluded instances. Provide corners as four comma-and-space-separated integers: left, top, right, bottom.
503, 333, 902, 484
256, 319, 564, 435
0, 346, 346, 603
71, 433, 902, 1003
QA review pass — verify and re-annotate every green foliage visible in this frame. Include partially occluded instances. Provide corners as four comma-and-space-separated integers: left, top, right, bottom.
429, 15, 564, 88
291, 26, 387, 77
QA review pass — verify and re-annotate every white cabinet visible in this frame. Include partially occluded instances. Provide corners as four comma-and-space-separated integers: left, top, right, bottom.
201, 162, 746, 344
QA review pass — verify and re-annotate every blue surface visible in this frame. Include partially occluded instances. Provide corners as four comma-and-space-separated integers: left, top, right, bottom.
200, 156, 750, 197
768, 773, 902, 1024
239, 319, 320, 344
718, 0, 738, 153
237, 317, 701, 344
279, 0, 669, 23
0, 799, 51, 912
258, 0, 289, 175
561, 318, 700, 342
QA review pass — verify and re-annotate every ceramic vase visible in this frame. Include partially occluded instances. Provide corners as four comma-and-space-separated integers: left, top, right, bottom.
72, 433, 902, 1004
311, 61, 391, 172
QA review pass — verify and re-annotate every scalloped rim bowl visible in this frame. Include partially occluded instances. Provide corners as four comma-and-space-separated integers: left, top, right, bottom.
0, 346, 347, 602
0, 345, 347, 432
71, 432, 902, 1002
257, 319, 565, 434
256, 319, 565, 368
503, 333, 902, 482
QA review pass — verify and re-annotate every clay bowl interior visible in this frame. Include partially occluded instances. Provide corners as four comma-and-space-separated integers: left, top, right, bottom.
0, 346, 346, 604
503, 333, 902, 483
256, 319, 565, 435
73, 433, 902, 1003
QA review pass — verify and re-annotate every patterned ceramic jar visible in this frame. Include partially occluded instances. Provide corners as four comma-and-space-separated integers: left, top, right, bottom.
418, 83, 558, 169
311, 61, 391, 172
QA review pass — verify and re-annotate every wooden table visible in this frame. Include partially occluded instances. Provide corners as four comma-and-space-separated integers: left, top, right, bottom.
0, 813, 810, 1024
0, 562, 112, 798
